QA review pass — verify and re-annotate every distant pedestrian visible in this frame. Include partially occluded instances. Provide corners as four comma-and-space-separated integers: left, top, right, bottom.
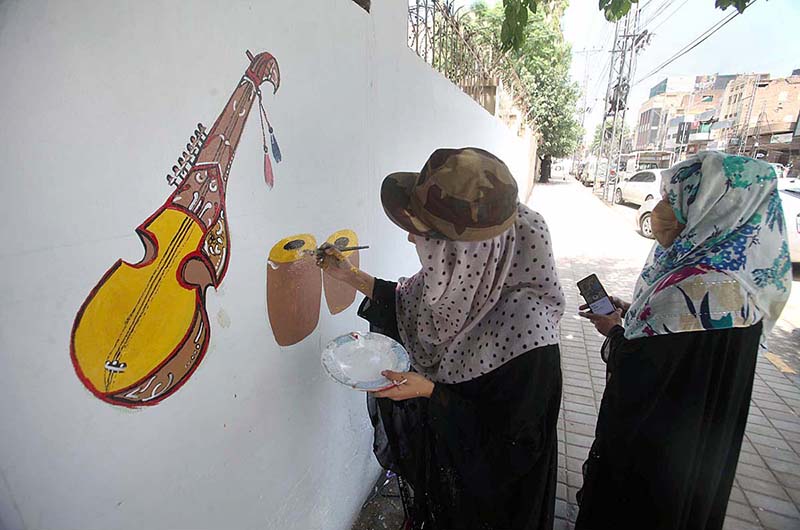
575, 151, 792, 530
318, 147, 565, 530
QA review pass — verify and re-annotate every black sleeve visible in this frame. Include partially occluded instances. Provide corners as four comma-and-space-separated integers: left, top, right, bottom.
357, 279, 401, 342
601, 325, 626, 365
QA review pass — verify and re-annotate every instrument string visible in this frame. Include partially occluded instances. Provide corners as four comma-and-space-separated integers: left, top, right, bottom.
105, 218, 196, 389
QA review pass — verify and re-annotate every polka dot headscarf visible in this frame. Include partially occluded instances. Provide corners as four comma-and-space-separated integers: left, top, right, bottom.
396, 204, 565, 384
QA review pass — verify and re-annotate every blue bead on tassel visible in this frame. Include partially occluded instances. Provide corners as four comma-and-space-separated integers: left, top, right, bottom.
269, 127, 282, 163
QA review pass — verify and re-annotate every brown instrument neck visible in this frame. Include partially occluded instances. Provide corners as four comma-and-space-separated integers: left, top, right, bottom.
194, 77, 259, 187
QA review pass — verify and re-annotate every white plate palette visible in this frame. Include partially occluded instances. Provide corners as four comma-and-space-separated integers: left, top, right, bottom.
321, 332, 410, 390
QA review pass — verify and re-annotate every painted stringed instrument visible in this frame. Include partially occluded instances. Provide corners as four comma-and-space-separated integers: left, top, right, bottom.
71, 51, 281, 406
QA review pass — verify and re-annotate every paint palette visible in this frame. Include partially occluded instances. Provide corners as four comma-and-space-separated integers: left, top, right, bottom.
321, 332, 410, 391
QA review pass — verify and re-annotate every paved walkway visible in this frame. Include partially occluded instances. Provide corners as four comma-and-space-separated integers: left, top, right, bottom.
352, 179, 800, 530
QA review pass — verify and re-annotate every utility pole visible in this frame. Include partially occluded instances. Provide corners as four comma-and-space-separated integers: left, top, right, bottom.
750, 101, 768, 158
592, 4, 649, 202
572, 49, 604, 176
737, 75, 760, 156
571, 48, 604, 175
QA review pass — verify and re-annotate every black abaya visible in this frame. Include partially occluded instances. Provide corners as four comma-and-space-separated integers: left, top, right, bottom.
575, 322, 763, 530
360, 279, 562, 530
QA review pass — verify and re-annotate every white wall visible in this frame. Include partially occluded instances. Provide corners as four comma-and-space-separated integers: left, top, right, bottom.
0, 1, 527, 529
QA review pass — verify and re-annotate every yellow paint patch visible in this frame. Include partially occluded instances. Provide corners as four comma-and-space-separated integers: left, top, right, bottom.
765, 352, 798, 375
269, 234, 317, 263
73, 208, 203, 393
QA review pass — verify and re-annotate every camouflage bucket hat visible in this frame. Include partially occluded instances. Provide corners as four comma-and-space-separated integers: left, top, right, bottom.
381, 147, 519, 241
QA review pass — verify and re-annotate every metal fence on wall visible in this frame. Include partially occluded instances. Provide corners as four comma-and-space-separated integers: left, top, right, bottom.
406, 0, 531, 119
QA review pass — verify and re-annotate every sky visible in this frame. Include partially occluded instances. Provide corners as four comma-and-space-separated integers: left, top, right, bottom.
452, 0, 800, 144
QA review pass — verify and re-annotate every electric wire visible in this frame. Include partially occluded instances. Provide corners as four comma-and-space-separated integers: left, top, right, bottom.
648, 0, 690, 33
633, 0, 757, 87
641, 0, 675, 28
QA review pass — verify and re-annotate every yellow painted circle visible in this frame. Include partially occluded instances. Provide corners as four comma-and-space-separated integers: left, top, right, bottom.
326, 229, 358, 257
269, 234, 317, 263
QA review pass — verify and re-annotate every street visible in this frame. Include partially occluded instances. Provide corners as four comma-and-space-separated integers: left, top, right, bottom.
353, 177, 800, 530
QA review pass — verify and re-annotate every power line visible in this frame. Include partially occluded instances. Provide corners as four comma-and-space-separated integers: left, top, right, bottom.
633, 0, 757, 87
649, 0, 690, 33
642, 0, 675, 28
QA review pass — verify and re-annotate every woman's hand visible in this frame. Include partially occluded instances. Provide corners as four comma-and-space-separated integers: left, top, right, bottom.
579, 308, 623, 337
315, 244, 375, 298
315, 244, 357, 282
579, 296, 630, 317
369, 370, 435, 401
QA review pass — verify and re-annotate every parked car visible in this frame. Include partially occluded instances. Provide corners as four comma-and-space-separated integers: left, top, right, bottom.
551, 160, 568, 180
637, 186, 800, 260
636, 198, 658, 239
770, 162, 787, 179
579, 161, 614, 187
615, 169, 665, 206
780, 183, 800, 263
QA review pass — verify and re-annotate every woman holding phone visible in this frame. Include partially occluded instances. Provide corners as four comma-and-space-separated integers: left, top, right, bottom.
576, 152, 792, 530
318, 147, 565, 530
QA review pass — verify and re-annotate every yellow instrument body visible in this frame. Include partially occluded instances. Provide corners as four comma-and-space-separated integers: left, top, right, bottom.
72, 208, 204, 395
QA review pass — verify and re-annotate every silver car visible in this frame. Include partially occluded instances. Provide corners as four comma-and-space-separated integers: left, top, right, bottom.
780, 183, 800, 263
615, 169, 665, 206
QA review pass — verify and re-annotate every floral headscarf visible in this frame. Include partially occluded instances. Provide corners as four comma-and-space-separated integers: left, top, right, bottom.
625, 152, 791, 347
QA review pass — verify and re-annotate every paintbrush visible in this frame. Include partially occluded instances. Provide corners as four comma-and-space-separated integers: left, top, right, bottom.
302, 245, 369, 258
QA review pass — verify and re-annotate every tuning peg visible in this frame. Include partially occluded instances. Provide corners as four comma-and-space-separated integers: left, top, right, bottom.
190, 135, 197, 143
172, 165, 180, 173
186, 143, 193, 151
178, 157, 184, 165
167, 173, 179, 186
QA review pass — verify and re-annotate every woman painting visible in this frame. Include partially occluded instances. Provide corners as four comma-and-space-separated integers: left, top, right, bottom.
319, 147, 565, 530
576, 151, 792, 530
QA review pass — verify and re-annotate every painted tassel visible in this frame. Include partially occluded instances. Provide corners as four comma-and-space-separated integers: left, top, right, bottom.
264, 148, 275, 189
269, 129, 282, 163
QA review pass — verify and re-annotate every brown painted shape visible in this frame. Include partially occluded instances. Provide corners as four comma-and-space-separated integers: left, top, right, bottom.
267, 235, 321, 346
323, 230, 360, 315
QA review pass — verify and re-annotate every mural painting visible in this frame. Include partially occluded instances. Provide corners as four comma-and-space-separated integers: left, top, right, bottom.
70, 51, 282, 407
267, 230, 360, 346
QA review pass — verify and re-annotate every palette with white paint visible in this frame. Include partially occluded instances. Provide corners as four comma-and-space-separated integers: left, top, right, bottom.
322, 332, 410, 390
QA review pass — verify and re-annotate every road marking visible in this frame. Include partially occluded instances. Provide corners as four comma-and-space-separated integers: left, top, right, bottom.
765, 352, 798, 375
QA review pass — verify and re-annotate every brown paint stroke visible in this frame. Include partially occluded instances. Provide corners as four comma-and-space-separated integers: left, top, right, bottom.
323, 231, 359, 315
267, 234, 322, 346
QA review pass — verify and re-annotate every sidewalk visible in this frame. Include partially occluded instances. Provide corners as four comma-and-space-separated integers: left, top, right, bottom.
352, 179, 800, 530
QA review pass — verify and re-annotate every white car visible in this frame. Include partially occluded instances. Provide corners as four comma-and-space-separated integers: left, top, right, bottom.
636, 182, 800, 255
770, 162, 787, 179
780, 184, 800, 263
636, 198, 658, 239
614, 169, 665, 206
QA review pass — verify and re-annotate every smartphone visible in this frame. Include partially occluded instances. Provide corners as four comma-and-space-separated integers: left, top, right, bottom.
577, 274, 615, 315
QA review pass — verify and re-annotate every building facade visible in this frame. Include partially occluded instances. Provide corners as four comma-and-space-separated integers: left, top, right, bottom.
635, 74, 734, 161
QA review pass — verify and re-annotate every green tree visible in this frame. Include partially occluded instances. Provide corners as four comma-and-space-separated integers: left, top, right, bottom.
591, 121, 631, 155
499, 0, 755, 51
467, 1, 581, 183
